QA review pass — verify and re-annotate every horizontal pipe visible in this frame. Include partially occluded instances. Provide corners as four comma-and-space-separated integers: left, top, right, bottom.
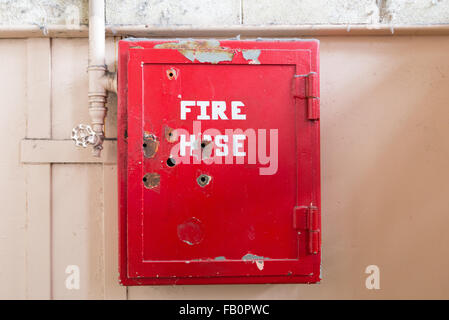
2, 24, 449, 38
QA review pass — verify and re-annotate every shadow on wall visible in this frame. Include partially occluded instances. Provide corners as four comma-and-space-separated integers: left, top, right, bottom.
320, 36, 449, 299
125, 36, 449, 299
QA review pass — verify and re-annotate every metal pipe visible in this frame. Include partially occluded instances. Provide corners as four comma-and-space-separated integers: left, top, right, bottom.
88, 0, 107, 157
72, 0, 117, 155
3, 24, 449, 38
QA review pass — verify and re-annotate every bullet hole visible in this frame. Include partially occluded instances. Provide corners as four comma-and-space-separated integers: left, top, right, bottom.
197, 174, 211, 187
166, 158, 176, 167
166, 68, 178, 80
143, 134, 159, 158
201, 140, 213, 159
201, 140, 212, 149
143, 173, 160, 189
165, 127, 178, 143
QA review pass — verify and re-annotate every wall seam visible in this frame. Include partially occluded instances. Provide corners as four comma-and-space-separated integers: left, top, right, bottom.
240, 0, 244, 25
377, 0, 392, 24
49, 37, 54, 300
24, 39, 29, 300
49, 163, 54, 300
49, 38, 53, 140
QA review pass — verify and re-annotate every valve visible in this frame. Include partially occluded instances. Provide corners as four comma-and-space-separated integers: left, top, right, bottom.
71, 124, 99, 148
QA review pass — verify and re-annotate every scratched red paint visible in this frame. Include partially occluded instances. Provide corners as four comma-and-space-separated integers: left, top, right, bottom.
118, 39, 321, 285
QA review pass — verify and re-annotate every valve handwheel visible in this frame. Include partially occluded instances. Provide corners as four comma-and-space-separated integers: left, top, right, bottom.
71, 124, 98, 147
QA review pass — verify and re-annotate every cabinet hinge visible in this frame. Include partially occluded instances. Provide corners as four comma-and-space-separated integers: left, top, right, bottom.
293, 205, 321, 255
292, 72, 320, 120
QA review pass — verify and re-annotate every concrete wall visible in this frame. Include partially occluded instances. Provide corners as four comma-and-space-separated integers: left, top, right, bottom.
2, 1, 449, 27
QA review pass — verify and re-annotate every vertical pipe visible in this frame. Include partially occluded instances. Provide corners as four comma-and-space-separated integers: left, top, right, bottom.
89, 0, 105, 66
88, 0, 107, 157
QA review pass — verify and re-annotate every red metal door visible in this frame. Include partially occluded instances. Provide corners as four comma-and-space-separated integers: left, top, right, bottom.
118, 39, 321, 285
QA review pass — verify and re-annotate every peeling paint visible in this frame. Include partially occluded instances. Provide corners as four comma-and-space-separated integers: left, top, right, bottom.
195, 51, 234, 64
143, 133, 159, 158
177, 217, 204, 246
241, 253, 270, 261
214, 256, 226, 261
242, 253, 270, 271
242, 49, 261, 64
154, 40, 235, 64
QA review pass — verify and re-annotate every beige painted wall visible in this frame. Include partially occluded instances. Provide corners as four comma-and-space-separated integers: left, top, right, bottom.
0, 35, 448, 299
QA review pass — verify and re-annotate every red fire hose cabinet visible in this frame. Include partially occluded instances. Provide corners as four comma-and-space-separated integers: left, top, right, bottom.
118, 39, 321, 285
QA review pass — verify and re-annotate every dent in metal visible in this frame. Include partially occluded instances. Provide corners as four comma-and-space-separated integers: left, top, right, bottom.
143, 133, 159, 158
177, 217, 204, 246
154, 39, 235, 64
242, 49, 261, 64
143, 172, 160, 189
